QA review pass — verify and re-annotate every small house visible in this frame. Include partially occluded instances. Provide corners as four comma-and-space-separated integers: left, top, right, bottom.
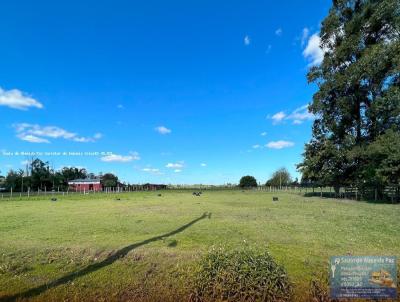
68, 179, 102, 192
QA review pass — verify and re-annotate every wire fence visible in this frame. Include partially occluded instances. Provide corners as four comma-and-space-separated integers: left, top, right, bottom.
1, 184, 399, 203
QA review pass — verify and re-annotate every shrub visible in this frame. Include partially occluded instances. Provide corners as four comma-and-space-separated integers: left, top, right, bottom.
190, 247, 292, 302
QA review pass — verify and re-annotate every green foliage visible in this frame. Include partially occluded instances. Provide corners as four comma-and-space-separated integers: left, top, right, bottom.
299, 0, 400, 190
266, 168, 292, 187
190, 247, 292, 302
239, 176, 258, 188
101, 173, 119, 187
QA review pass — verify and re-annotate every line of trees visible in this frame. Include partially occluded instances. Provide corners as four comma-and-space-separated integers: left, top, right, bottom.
239, 168, 298, 188
0, 158, 119, 192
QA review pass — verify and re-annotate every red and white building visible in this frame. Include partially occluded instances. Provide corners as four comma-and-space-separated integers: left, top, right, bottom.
68, 179, 102, 192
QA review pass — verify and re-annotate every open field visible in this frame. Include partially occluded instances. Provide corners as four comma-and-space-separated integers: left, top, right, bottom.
0, 190, 399, 301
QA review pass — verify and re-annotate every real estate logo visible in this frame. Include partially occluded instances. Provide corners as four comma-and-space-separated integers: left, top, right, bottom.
330, 256, 397, 299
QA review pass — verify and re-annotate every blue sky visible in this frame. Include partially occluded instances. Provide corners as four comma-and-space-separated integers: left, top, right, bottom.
0, 0, 331, 184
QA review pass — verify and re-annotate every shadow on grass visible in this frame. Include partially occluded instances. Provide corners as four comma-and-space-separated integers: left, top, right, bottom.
1, 212, 211, 302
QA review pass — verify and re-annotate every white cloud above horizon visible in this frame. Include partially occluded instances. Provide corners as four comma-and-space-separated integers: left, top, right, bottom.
0, 87, 43, 110
275, 28, 283, 36
303, 33, 325, 66
166, 162, 184, 169
101, 152, 140, 163
200, 163, 207, 167
142, 167, 163, 175
13, 123, 102, 144
266, 140, 295, 149
260, 132, 267, 136
270, 104, 314, 125
271, 111, 286, 124
155, 126, 171, 135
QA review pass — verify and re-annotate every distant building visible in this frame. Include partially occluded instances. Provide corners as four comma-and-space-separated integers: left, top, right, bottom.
68, 179, 102, 192
142, 183, 167, 190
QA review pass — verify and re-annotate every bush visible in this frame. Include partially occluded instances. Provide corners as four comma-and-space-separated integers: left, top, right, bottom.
190, 247, 292, 302
239, 176, 258, 188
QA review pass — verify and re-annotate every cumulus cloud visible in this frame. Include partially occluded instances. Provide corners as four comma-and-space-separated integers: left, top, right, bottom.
155, 126, 171, 135
266, 140, 295, 149
13, 123, 102, 143
252, 144, 262, 149
174, 169, 182, 173
269, 104, 314, 125
271, 111, 286, 124
260, 132, 267, 136
244, 35, 250, 46
142, 167, 163, 175
275, 28, 283, 36
286, 104, 314, 124
0, 87, 43, 110
200, 163, 207, 167
101, 152, 140, 163
303, 33, 325, 66
166, 162, 184, 169
18, 134, 50, 143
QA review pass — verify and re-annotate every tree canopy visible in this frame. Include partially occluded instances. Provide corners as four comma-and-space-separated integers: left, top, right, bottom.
298, 0, 400, 194
266, 168, 292, 187
239, 176, 258, 188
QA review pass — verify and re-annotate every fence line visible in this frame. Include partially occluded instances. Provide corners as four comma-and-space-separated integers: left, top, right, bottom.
1, 184, 399, 203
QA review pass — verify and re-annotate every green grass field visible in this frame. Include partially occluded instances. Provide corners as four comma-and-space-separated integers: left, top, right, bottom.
0, 190, 399, 301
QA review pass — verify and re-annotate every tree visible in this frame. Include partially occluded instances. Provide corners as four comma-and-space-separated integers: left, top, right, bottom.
101, 173, 118, 187
30, 159, 52, 190
239, 176, 258, 188
299, 0, 400, 191
266, 168, 292, 187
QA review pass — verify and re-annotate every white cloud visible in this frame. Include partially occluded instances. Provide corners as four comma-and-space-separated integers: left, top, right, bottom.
260, 132, 267, 136
155, 126, 171, 135
200, 163, 207, 167
17, 134, 50, 143
303, 33, 325, 66
301, 27, 310, 47
265, 45, 272, 54
269, 104, 314, 125
13, 123, 102, 143
174, 169, 182, 173
266, 140, 295, 149
101, 152, 140, 163
117, 104, 124, 109
275, 28, 283, 36
252, 144, 262, 149
271, 111, 286, 124
0, 87, 43, 110
142, 167, 163, 175
286, 104, 314, 124
166, 162, 184, 169
244, 35, 250, 46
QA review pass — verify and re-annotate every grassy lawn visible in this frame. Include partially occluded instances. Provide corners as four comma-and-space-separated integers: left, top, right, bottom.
0, 190, 399, 301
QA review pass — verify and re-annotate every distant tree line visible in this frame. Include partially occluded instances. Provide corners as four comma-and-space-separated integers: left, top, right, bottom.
298, 0, 400, 198
239, 168, 298, 188
0, 158, 120, 192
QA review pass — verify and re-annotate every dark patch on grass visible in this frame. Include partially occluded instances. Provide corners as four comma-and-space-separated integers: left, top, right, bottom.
167, 240, 178, 247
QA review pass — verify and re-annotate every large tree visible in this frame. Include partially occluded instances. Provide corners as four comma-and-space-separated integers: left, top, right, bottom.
299, 0, 400, 193
239, 176, 258, 188
266, 168, 292, 187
